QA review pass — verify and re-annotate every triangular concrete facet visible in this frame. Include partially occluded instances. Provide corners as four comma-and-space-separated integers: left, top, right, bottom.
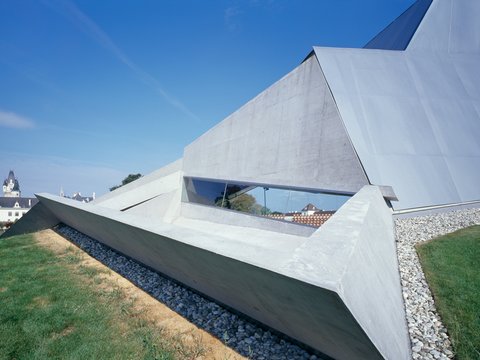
183, 55, 369, 194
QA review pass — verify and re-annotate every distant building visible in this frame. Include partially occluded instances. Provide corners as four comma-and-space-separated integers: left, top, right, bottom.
71, 192, 95, 203
0, 170, 38, 225
291, 211, 334, 228
60, 188, 95, 203
267, 203, 334, 228
2, 170, 21, 197
301, 203, 320, 216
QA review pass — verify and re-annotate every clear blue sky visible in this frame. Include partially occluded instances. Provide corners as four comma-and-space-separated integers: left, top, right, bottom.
0, 0, 415, 198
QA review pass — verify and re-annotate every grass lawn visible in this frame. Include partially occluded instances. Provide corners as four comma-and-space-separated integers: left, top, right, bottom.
416, 225, 480, 360
0, 233, 201, 360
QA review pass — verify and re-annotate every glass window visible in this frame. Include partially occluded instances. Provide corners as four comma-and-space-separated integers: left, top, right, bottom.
184, 177, 352, 227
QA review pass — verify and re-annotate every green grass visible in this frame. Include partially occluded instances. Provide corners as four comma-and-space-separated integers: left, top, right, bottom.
0, 234, 202, 360
416, 225, 480, 360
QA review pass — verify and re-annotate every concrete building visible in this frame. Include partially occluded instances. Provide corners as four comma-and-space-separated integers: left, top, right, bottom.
3, 1, 480, 359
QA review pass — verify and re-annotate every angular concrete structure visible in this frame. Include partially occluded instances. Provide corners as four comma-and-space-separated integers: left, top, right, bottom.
8, 184, 408, 360
316, 0, 480, 210
183, 55, 369, 195
3, 1, 480, 359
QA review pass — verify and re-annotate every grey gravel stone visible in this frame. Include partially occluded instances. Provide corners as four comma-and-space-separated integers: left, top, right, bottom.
395, 207, 480, 360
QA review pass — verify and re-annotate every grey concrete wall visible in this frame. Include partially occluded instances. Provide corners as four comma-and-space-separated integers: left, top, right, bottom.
393, 199, 480, 219
314, 1, 480, 210
125, 189, 181, 223
182, 56, 369, 194
339, 191, 410, 360
94, 159, 183, 210
32, 188, 409, 359
180, 202, 316, 237
0, 202, 59, 239
281, 186, 410, 359
95, 169, 181, 212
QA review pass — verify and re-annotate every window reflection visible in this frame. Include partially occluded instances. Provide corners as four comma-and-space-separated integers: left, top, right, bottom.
184, 177, 352, 227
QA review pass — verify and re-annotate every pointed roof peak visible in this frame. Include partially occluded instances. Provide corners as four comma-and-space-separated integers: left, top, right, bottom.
364, 0, 432, 51
302, 203, 318, 212
3, 170, 20, 192
364, 0, 480, 54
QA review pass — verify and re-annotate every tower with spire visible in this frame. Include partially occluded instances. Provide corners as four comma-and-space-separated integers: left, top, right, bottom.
2, 170, 21, 197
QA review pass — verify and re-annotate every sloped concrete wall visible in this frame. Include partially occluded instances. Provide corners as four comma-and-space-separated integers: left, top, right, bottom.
183, 56, 369, 194
315, 1, 480, 210
339, 193, 409, 360
28, 187, 409, 360
93, 159, 183, 210
281, 186, 410, 359
124, 187, 183, 223
0, 202, 59, 238
180, 202, 316, 237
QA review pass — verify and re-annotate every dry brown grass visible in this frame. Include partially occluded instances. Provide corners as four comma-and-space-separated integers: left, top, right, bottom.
34, 229, 246, 360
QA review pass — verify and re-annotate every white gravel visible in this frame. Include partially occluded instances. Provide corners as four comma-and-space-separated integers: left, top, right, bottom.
395, 207, 480, 360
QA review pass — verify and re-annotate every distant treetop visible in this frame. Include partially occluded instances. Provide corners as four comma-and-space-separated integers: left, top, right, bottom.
109, 173, 142, 192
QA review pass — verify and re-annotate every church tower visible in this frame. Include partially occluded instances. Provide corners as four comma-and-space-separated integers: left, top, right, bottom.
2, 170, 21, 197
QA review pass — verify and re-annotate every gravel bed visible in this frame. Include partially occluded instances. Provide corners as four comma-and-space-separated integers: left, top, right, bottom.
395, 207, 480, 360
56, 224, 322, 360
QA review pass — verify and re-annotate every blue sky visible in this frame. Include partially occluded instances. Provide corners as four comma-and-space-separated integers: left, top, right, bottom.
0, 0, 415, 198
